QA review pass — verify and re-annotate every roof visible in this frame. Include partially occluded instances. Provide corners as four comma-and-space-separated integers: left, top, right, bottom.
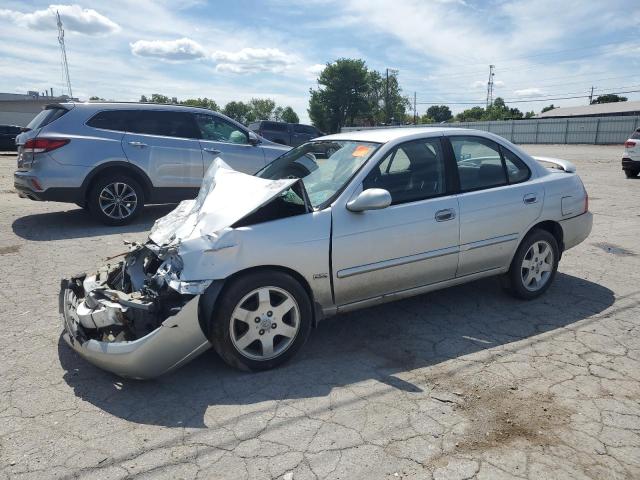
536, 100, 640, 118
320, 126, 485, 143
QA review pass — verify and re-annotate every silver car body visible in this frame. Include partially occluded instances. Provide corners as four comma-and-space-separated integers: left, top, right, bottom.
14, 102, 289, 205
60, 127, 593, 378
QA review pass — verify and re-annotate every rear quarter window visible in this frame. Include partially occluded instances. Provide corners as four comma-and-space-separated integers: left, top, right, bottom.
86, 110, 130, 132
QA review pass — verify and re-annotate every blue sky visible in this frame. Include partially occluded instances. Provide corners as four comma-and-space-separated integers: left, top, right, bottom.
1, 0, 639, 123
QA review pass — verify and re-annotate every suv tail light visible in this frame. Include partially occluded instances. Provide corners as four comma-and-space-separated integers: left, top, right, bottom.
23, 138, 69, 153
624, 140, 637, 148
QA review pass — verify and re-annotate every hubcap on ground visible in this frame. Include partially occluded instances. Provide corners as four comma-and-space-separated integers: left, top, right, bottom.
229, 286, 300, 361
99, 182, 137, 220
521, 240, 554, 292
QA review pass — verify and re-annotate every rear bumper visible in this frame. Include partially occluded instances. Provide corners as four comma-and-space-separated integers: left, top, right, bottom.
560, 211, 593, 252
14, 172, 82, 203
622, 158, 640, 171
59, 279, 211, 379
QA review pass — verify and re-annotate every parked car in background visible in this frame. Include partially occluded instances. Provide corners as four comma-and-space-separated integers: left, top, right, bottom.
248, 120, 323, 146
0, 125, 22, 151
60, 128, 592, 378
622, 128, 640, 178
14, 103, 290, 225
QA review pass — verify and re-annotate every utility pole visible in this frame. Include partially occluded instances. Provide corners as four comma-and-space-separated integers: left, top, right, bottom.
57, 10, 73, 98
486, 64, 495, 108
589, 86, 594, 104
413, 91, 417, 124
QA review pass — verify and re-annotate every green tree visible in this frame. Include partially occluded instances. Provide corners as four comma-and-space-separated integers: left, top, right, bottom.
89, 96, 104, 101
180, 97, 219, 111
592, 94, 627, 104
524, 110, 535, 119
426, 105, 453, 123
456, 106, 485, 122
280, 106, 299, 123
419, 114, 435, 124
140, 95, 148, 102
249, 98, 276, 121
541, 104, 555, 113
223, 101, 254, 124
308, 59, 371, 133
150, 93, 170, 104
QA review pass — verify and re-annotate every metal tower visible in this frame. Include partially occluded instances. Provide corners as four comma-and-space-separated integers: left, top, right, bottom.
57, 10, 73, 98
486, 64, 495, 107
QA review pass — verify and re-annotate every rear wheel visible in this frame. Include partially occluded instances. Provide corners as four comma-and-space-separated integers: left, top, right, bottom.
624, 170, 638, 178
504, 229, 559, 300
88, 175, 143, 226
209, 271, 312, 371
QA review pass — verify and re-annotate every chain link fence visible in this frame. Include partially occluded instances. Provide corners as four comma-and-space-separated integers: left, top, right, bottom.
341, 115, 640, 144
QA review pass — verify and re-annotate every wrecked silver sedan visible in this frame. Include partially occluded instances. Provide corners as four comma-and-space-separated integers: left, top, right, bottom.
61, 128, 593, 378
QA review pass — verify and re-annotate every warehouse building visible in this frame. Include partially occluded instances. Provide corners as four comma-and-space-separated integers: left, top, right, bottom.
536, 100, 640, 119
0, 91, 74, 127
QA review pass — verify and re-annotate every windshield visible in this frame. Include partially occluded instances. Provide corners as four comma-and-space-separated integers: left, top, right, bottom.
257, 140, 380, 208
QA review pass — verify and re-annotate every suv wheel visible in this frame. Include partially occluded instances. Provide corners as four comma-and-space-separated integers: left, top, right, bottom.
209, 271, 312, 371
88, 175, 143, 226
504, 229, 560, 300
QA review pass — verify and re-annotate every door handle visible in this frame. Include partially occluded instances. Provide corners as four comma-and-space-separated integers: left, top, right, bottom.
435, 209, 456, 222
203, 147, 221, 155
128, 141, 147, 148
523, 193, 538, 204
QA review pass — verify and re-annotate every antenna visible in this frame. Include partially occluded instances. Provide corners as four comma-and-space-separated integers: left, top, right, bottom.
57, 10, 73, 98
486, 64, 495, 107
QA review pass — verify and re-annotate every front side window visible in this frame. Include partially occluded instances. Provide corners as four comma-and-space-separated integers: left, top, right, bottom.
128, 111, 200, 138
257, 140, 380, 208
364, 138, 446, 205
450, 136, 507, 191
195, 114, 248, 144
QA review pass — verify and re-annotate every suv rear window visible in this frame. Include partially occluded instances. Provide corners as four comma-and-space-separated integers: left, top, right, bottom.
261, 121, 288, 132
26, 107, 67, 130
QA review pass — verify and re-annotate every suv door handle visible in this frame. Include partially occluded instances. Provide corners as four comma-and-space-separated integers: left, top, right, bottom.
203, 147, 221, 154
128, 141, 147, 148
523, 193, 538, 204
435, 208, 456, 222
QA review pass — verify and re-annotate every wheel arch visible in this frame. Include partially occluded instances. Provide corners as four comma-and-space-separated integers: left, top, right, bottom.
511, 219, 564, 267
198, 265, 320, 338
81, 161, 153, 205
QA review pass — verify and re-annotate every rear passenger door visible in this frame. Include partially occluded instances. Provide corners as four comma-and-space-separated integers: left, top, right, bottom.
121, 110, 204, 188
447, 135, 542, 277
194, 113, 266, 174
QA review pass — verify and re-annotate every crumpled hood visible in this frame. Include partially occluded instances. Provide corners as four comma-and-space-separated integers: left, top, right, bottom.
149, 159, 298, 247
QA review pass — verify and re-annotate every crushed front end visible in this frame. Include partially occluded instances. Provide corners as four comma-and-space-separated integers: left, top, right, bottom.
59, 244, 212, 379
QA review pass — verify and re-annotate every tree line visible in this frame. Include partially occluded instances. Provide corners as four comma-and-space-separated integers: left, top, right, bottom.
90, 94, 300, 124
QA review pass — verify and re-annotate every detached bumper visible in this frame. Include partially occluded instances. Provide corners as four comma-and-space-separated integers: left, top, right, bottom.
560, 211, 593, 252
59, 279, 211, 379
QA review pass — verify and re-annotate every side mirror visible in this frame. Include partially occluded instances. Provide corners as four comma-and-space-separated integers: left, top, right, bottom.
248, 131, 261, 146
346, 188, 392, 212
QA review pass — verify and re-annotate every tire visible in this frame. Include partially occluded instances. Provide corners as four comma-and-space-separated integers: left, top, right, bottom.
210, 271, 313, 371
624, 170, 638, 178
504, 229, 560, 300
87, 174, 144, 226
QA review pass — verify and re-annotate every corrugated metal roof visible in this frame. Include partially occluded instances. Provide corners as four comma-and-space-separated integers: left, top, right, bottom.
536, 100, 640, 118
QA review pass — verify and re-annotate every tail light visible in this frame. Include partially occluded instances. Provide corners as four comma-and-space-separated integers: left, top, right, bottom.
23, 138, 69, 153
624, 140, 637, 148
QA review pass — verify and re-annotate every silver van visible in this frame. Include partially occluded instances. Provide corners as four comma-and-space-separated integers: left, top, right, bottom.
14, 102, 290, 225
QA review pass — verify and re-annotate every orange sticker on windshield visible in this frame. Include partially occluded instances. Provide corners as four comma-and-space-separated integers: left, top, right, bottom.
352, 145, 371, 157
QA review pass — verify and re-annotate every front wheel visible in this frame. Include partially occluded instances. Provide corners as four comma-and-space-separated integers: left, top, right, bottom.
504, 229, 559, 300
209, 271, 313, 371
624, 170, 639, 178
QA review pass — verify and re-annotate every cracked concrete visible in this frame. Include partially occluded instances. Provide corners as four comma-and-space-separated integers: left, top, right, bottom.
0, 144, 639, 479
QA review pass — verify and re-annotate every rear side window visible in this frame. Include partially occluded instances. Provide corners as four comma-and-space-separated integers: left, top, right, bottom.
451, 136, 507, 191
262, 121, 288, 131
632, 129, 640, 140
128, 111, 200, 138
86, 110, 130, 131
26, 107, 67, 130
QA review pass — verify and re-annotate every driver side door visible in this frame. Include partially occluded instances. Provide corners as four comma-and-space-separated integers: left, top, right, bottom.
331, 137, 460, 306
194, 113, 267, 174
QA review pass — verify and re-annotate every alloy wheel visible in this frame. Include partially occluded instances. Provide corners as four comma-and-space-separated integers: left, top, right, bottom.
99, 182, 138, 220
521, 240, 554, 292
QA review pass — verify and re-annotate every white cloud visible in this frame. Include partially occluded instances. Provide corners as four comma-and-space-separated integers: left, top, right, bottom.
513, 88, 544, 97
306, 63, 325, 75
130, 38, 208, 61
472, 80, 504, 89
212, 48, 296, 74
0, 4, 120, 35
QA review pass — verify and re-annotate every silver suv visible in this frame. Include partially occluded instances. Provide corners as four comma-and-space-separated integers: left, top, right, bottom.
14, 102, 290, 225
